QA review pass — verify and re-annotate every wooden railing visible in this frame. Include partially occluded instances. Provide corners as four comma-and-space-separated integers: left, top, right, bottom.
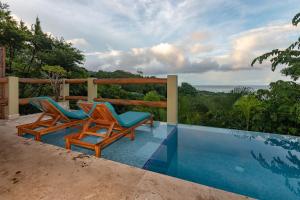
1, 76, 178, 123
93, 78, 167, 108
18, 77, 168, 108
65, 96, 87, 101
93, 78, 167, 85
0, 77, 7, 84
19, 78, 51, 84
65, 79, 87, 84
19, 97, 62, 105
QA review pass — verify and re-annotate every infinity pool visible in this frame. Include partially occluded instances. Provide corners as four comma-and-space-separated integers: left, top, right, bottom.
24, 123, 300, 200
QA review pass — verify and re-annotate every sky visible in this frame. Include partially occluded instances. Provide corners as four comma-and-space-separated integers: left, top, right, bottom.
7, 0, 300, 85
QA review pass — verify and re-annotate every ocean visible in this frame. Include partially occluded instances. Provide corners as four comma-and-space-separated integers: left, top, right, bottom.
194, 85, 268, 93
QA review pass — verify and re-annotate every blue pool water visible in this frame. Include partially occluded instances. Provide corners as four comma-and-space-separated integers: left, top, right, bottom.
24, 123, 300, 200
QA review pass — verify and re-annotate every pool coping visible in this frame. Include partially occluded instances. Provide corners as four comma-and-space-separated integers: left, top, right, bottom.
0, 114, 252, 200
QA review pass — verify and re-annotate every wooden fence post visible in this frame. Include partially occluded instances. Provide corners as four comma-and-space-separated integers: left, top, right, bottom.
87, 78, 97, 102
60, 79, 69, 108
5, 76, 19, 119
167, 75, 178, 124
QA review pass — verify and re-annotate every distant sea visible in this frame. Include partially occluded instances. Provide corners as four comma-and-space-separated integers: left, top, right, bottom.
194, 85, 268, 93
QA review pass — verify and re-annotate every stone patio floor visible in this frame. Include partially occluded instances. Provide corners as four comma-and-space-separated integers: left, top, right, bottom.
0, 114, 252, 200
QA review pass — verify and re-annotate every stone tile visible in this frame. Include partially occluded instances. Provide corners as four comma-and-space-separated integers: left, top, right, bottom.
133, 171, 252, 200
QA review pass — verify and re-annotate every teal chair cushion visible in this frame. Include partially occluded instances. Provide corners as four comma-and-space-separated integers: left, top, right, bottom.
30, 96, 88, 120
89, 102, 151, 128
118, 111, 151, 128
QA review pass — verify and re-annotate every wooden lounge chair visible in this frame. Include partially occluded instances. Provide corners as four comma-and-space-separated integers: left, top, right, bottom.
65, 102, 153, 157
17, 97, 88, 141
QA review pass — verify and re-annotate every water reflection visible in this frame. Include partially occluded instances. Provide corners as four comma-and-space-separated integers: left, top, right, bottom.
230, 130, 300, 196
232, 130, 300, 151
264, 137, 300, 152
250, 136, 300, 197
251, 151, 300, 196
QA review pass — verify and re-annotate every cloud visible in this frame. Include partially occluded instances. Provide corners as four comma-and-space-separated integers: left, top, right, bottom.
8, 0, 300, 84
66, 38, 89, 48
86, 20, 299, 74
189, 44, 214, 54
10, 14, 31, 28
85, 42, 228, 74
85, 22, 299, 75
219, 23, 300, 70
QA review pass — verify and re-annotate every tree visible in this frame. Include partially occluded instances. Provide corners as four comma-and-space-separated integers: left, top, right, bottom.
234, 95, 261, 130
179, 82, 197, 96
256, 81, 300, 135
41, 65, 67, 101
0, 2, 28, 72
142, 91, 166, 121
251, 12, 300, 81
40, 37, 84, 71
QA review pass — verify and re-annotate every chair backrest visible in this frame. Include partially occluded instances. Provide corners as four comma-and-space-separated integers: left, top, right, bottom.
78, 102, 121, 126
30, 97, 69, 121
30, 96, 88, 120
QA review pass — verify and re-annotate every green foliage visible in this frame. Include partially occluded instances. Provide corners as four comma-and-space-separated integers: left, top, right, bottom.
292, 13, 300, 26
139, 91, 166, 121
0, 4, 84, 78
0, 2, 84, 103
178, 81, 300, 135
179, 82, 197, 96
234, 95, 262, 130
0, 2, 29, 72
42, 65, 67, 76
255, 81, 300, 135
144, 91, 161, 101
178, 85, 251, 127
251, 12, 300, 81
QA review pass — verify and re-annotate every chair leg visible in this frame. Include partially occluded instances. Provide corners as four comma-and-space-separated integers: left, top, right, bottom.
34, 134, 41, 141
130, 129, 135, 141
65, 138, 71, 150
150, 117, 154, 127
95, 145, 101, 157
17, 128, 23, 136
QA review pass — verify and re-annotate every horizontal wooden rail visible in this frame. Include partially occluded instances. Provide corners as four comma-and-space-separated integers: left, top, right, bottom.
19, 78, 52, 84
94, 98, 167, 108
20, 96, 166, 108
19, 78, 87, 84
17, 78, 167, 85
20, 96, 87, 105
94, 78, 167, 85
0, 77, 8, 83
65, 96, 87, 101
19, 96, 63, 105
65, 79, 87, 84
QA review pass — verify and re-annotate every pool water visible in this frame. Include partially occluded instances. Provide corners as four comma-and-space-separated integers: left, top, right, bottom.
24, 123, 300, 200
24, 122, 175, 168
